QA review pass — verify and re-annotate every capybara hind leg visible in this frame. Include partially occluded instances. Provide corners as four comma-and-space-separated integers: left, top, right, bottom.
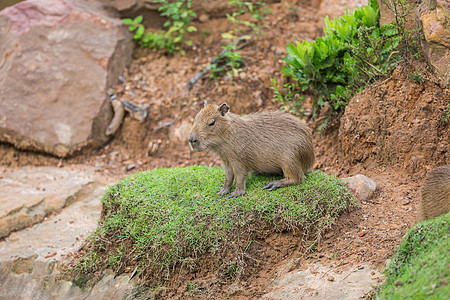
263, 165, 303, 191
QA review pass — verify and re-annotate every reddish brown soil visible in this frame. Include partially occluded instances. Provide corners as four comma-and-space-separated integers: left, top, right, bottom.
1, 0, 449, 298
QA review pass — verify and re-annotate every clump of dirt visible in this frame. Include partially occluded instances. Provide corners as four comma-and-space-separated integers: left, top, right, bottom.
145, 229, 306, 299
338, 64, 449, 178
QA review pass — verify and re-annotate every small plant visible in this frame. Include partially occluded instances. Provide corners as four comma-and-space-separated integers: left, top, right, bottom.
288, 3, 299, 21
381, 0, 423, 59
407, 67, 424, 84
201, 29, 211, 38
222, 261, 241, 280
122, 0, 197, 54
209, 1, 268, 79
227, 0, 268, 32
154, 0, 197, 45
184, 282, 199, 292
270, 78, 305, 116
122, 15, 145, 41
209, 34, 247, 79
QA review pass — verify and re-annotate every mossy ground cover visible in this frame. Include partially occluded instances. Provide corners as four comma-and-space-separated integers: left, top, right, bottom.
379, 212, 449, 299
75, 166, 356, 286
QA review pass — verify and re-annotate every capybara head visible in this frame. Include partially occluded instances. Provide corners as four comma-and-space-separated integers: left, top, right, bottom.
189, 103, 230, 151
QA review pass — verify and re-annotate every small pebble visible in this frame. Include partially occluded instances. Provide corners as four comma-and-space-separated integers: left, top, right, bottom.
199, 14, 209, 23
126, 164, 137, 171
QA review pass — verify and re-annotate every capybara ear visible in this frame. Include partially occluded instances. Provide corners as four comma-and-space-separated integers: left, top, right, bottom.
218, 103, 230, 116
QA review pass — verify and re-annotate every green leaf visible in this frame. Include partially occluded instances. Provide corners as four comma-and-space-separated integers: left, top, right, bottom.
283, 56, 302, 70
286, 43, 303, 61
134, 15, 143, 24
221, 32, 236, 40
135, 25, 145, 38
186, 26, 197, 32
173, 35, 182, 43
122, 18, 133, 25
142, 35, 151, 43
280, 65, 295, 78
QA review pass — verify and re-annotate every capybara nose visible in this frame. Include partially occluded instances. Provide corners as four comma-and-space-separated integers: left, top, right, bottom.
188, 133, 198, 144
188, 133, 199, 151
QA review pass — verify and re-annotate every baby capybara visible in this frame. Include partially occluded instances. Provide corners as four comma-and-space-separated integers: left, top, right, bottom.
188, 102, 315, 198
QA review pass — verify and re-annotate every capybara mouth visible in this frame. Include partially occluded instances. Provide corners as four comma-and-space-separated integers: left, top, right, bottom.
189, 141, 202, 151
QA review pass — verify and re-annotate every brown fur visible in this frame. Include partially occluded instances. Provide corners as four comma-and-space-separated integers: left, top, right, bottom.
417, 165, 450, 222
188, 103, 315, 197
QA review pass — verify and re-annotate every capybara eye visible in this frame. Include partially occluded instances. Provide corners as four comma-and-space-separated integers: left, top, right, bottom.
209, 120, 215, 126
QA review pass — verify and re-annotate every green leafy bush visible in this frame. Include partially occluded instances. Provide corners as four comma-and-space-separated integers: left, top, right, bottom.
378, 212, 450, 299
279, 0, 401, 120
74, 166, 356, 286
123, 0, 197, 54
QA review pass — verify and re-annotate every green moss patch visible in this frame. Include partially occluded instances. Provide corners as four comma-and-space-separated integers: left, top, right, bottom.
75, 166, 356, 286
379, 212, 450, 299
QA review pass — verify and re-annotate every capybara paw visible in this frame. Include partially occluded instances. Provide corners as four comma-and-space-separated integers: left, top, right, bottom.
263, 180, 287, 191
227, 190, 245, 199
217, 188, 231, 197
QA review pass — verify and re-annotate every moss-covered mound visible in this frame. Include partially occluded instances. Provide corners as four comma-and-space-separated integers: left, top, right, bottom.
75, 166, 356, 286
379, 212, 450, 299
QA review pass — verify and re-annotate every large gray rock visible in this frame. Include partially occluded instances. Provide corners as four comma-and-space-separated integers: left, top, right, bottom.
0, 0, 133, 157
0, 167, 96, 238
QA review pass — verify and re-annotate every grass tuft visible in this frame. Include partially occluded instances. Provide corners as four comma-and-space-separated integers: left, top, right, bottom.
74, 166, 356, 286
379, 212, 450, 299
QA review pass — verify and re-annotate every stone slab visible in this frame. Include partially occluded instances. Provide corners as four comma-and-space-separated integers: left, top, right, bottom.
0, 176, 145, 300
0, 167, 95, 238
263, 263, 383, 300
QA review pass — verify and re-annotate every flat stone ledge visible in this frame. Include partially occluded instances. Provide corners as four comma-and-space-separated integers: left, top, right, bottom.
0, 181, 145, 300
0, 167, 96, 238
